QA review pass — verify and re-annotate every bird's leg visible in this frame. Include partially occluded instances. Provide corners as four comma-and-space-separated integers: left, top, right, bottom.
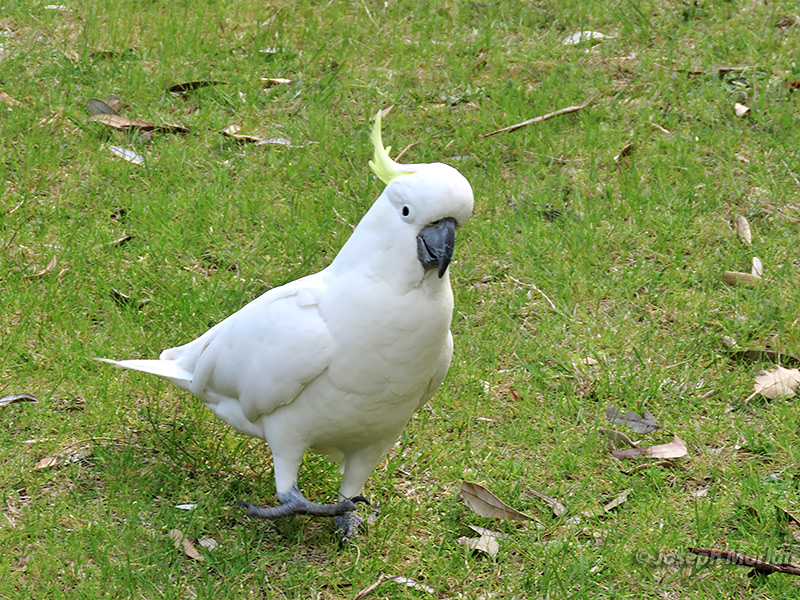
238, 485, 369, 519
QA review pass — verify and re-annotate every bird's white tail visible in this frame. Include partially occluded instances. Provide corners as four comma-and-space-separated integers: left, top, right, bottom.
95, 357, 193, 386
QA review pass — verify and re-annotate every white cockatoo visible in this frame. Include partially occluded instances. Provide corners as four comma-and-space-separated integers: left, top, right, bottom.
100, 112, 474, 538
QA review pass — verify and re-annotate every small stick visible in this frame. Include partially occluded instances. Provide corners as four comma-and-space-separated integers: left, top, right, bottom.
480, 95, 597, 138
689, 547, 800, 576
394, 142, 419, 162
507, 275, 558, 312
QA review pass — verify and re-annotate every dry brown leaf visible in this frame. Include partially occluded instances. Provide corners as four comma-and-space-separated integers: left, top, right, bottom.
86, 98, 120, 116
0, 393, 39, 408
89, 113, 155, 131
168, 529, 205, 562
751, 366, 800, 400
33, 443, 92, 471
752, 257, 763, 278
461, 481, 535, 521
33, 456, 59, 470
603, 488, 631, 512
220, 125, 290, 145
605, 406, 661, 434
458, 533, 500, 557
154, 122, 190, 135
197, 537, 218, 550
726, 346, 800, 367
722, 270, 760, 286
104, 94, 123, 113
735, 215, 752, 245
609, 435, 688, 460
467, 525, 508, 540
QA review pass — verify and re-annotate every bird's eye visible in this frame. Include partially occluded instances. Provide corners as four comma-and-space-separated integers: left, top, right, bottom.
402, 205, 410, 217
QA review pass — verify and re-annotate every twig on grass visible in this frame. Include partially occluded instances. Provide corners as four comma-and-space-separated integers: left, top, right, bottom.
507, 275, 558, 313
394, 142, 420, 162
688, 547, 800, 576
480, 95, 597, 138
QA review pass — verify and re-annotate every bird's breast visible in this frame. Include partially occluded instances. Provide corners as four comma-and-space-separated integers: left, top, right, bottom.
321, 273, 453, 399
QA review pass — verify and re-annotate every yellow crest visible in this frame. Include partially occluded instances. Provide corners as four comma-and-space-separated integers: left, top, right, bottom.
368, 111, 413, 184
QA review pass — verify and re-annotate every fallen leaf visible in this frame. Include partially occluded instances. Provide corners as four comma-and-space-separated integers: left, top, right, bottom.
168, 529, 205, 562
33, 456, 59, 470
526, 488, 567, 517
562, 31, 607, 45
168, 80, 227, 93
89, 113, 155, 131
0, 393, 39, 408
603, 489, 631, 512
458, 533, 500, 557
33, 443, 92, 471
722, 270, 760, 285
105, 94, 123, 112
735, 215, 752, 245
23, 256, 57, 279
605, 406, 661, 434
734, 102, 750, 117
175, 503, 198, 511
220, 124, 292, 146
752, 257, 763, 278
461, 481, 535, 522
197, 537, 218, 550
86, 98, 120, 116
467, 525, 508, 540
726, 347, 800, 367
609, 435, 688, 460
751, 366, 800, 400
154, 122, 190, 135
105, 145, 144, 166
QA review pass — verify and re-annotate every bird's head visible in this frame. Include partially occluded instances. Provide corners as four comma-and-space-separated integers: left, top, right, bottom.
366, 112, 474, 279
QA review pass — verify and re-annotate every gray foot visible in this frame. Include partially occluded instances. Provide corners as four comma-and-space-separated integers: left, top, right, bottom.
334, 511, 365, 541
238, 485, 369, 519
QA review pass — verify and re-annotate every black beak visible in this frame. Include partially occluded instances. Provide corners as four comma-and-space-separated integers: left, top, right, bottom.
417, 218, 456, 278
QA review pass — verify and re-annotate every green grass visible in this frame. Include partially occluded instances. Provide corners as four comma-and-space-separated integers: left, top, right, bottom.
2, 0, 800, 597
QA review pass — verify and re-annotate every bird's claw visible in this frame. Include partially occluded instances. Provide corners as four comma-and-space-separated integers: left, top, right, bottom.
236, 488, 368, 519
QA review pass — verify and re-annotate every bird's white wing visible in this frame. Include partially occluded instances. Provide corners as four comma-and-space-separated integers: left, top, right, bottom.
162, 274, 335, 423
